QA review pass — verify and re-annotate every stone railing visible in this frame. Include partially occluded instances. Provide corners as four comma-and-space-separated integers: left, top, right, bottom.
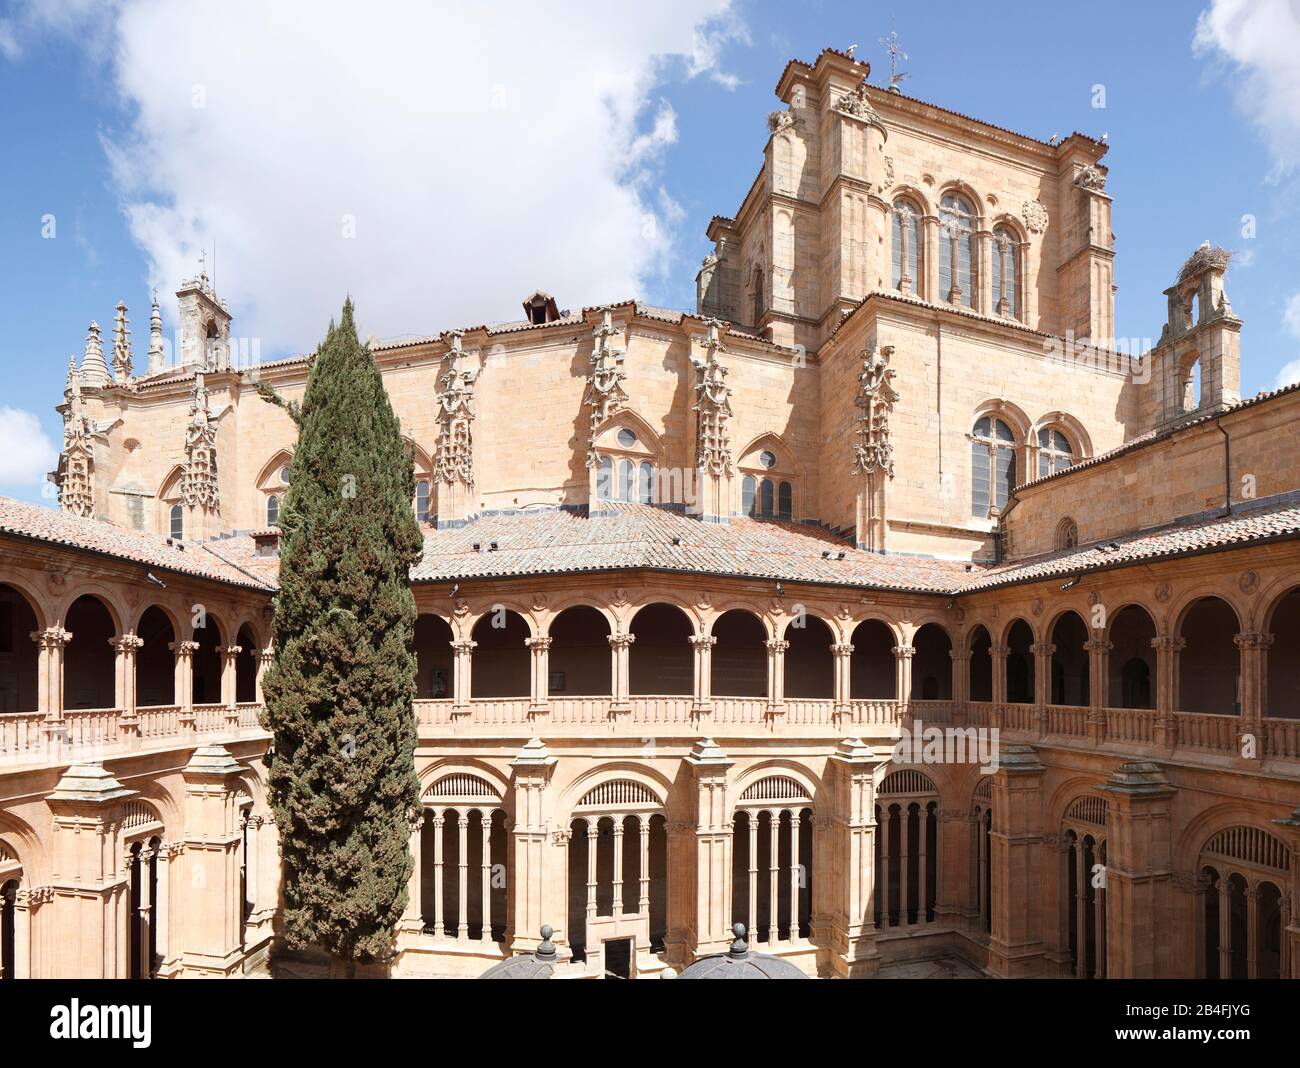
1044, 704, 1088, 738
1173, 712, 1240, 755
1104, 706, 1154, 746
0, 704, 268, 767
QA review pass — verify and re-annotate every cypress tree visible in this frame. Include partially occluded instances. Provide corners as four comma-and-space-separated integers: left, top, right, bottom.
259, 299, 423, 971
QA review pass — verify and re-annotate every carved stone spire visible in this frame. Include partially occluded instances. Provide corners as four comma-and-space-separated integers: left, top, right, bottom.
111, 301, 133, 382
180, 371, 220, 515
690, 318, 734, 520
147, 290, 166, 375
80, 320, 109, 387
432, 330, 477, 524
53, 356, 96, 517
583, 309, 628, 468
851, 344, 900, 552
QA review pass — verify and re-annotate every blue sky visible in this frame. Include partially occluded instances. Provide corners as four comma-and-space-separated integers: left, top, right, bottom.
1, 0, 1298, 507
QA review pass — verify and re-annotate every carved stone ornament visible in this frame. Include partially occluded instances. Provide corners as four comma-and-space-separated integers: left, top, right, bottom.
691, 319, 734, 478
583, 309, 629, 469
879, 155, 895, 192
1154, 582, 1172, 604
833, 79, 884, 130
1239, 570, 1260, 595
1074, 165, 1107, 192
179, 371, 221, 512
434, 330, 476, 487
767, 108, 796, 134
851, 345, 900, 479
1022, 199, 1048, 235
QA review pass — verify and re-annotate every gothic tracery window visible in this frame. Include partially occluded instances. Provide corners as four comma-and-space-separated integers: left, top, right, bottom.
971, 416, 1016, 518
266, 494, 279, 527
169, 504, 183, 540
992, 226, 1019, 318
1037, 427, 1074, 478
891, 198, 921, 295
939, 193, 975, 308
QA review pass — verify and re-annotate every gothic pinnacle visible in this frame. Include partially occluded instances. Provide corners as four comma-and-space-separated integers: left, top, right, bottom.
81, 320, 109, 387
147, 291, 165, 375
112, 300, 133, 382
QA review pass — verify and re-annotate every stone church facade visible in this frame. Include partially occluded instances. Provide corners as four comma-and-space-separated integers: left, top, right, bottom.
1, 49, 1298, 979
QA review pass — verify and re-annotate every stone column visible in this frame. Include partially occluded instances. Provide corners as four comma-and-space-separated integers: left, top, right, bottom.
1271, 807, 1300, 978
510, 738, 555, 953
1085, 635, 1111, 743
177, 744, 247, 976
12, 886, 49, 979
685, 737, 734, 959
255, 648, 273, 704
949, 649, 970, 724
1151, 635, 1184, 750
828, 737, 884, 977
1030, 641, 1055, 736
480, 811, 493, 937
987, 744, 1047, 977
765, 639, 788, 716
892, 644, 915, 710
789, 810, 802, 938
171, 640, 199, 734
525, 636, 552, 717
1235, 632, 1271, 761
989, 644, 1009, 727
451, 640, 475, 712
218, 644, 242, 726
638, 816, 651, 918
112, 634, 144, 740
31, 627, 71, 735
431, 813, 445, 939
611, 820, 624, 915
608, 632, 634, 715
921, 214, 940, 299
45, 763, 136, 977
690, 635, 717, 717
831, 642, 854, 718
400, 815, 424, 936
456, 812, 470, 938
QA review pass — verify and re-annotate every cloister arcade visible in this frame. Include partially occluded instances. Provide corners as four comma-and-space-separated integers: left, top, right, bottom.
1197, 826, 1291, 980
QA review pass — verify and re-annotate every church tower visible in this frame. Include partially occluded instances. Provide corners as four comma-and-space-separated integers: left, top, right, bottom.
176, 258, 233, 370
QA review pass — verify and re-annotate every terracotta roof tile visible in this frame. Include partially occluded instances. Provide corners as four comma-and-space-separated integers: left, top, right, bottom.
0, 497, 274, 591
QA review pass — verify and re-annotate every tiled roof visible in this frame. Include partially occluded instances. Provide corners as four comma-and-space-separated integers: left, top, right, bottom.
1015, 379, 1300, 493
409, 503, 973, 593
0, 497, 275, 591
962, 498, 1300, 593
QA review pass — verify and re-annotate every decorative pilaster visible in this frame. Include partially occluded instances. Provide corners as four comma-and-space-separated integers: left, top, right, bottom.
685, 738, 734, 959
1030, 641, 1055, 736
171, 640, 200, 732
45, 763, 137, 977
1084, 636, 1112, 742
510, 739, 556, 953
31, 626, 71, 724
851, 345, 900, 552
689, 319, 734, 521
987, 744, 1047, 977
582, 309, 628, 477
52, 355, 98, 517
177, 744, 247, 976
433, 330, 477, 525
180, 372, 221, 536
1100, 762, 1176, 977
217, 644, 242, 721
828, 737, 884, 977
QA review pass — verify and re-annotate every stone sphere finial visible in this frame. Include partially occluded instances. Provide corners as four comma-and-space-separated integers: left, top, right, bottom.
536, 924, 556, 961
729, 922, 749, 957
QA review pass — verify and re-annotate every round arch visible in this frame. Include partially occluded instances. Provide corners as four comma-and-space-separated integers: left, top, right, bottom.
547, 605, 612, 697
1176, 595, 1241, 715
470, 608, 531, 699
850, 618, 896, 700
0, 583, 41, 714
710, 608, 768, 698
628, 602, 695, 697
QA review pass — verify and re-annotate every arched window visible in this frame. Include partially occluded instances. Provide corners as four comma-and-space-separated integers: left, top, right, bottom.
169, 504, 183, 540
752, 267, 765, 328
1057, 518, 1079, 550
778, 481, 793, 521
266, 494, 279, 527
891, 199, 920, 295
971, 416, 1016, 518
759, 478, 775, 518
741, 475, 756, 516
414, 480, 430, 522
1037, 427, 1073, 478
939, 193, 975, 308
637, 462, 654, 504
618, 459, 634, 503
992, 227, 1018, 317
597, 456, 613, 501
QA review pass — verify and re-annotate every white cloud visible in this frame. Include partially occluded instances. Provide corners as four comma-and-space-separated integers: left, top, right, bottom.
1286, 291, 1300, 336
0, 407, 58, 491
1194, 0, 1300, 180
12, 0, 745, 354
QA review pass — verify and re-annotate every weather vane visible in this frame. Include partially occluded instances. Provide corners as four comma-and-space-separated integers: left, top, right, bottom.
879, 22, 909, 91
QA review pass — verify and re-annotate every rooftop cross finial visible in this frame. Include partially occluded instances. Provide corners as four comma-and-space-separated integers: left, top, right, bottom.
879, 23, 909, 91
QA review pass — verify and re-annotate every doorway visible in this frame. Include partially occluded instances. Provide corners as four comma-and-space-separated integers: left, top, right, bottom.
604, 937, 632, 979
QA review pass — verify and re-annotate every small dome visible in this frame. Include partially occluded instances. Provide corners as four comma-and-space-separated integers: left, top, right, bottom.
676, 924, 809, 980
478, 925, 557, 979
